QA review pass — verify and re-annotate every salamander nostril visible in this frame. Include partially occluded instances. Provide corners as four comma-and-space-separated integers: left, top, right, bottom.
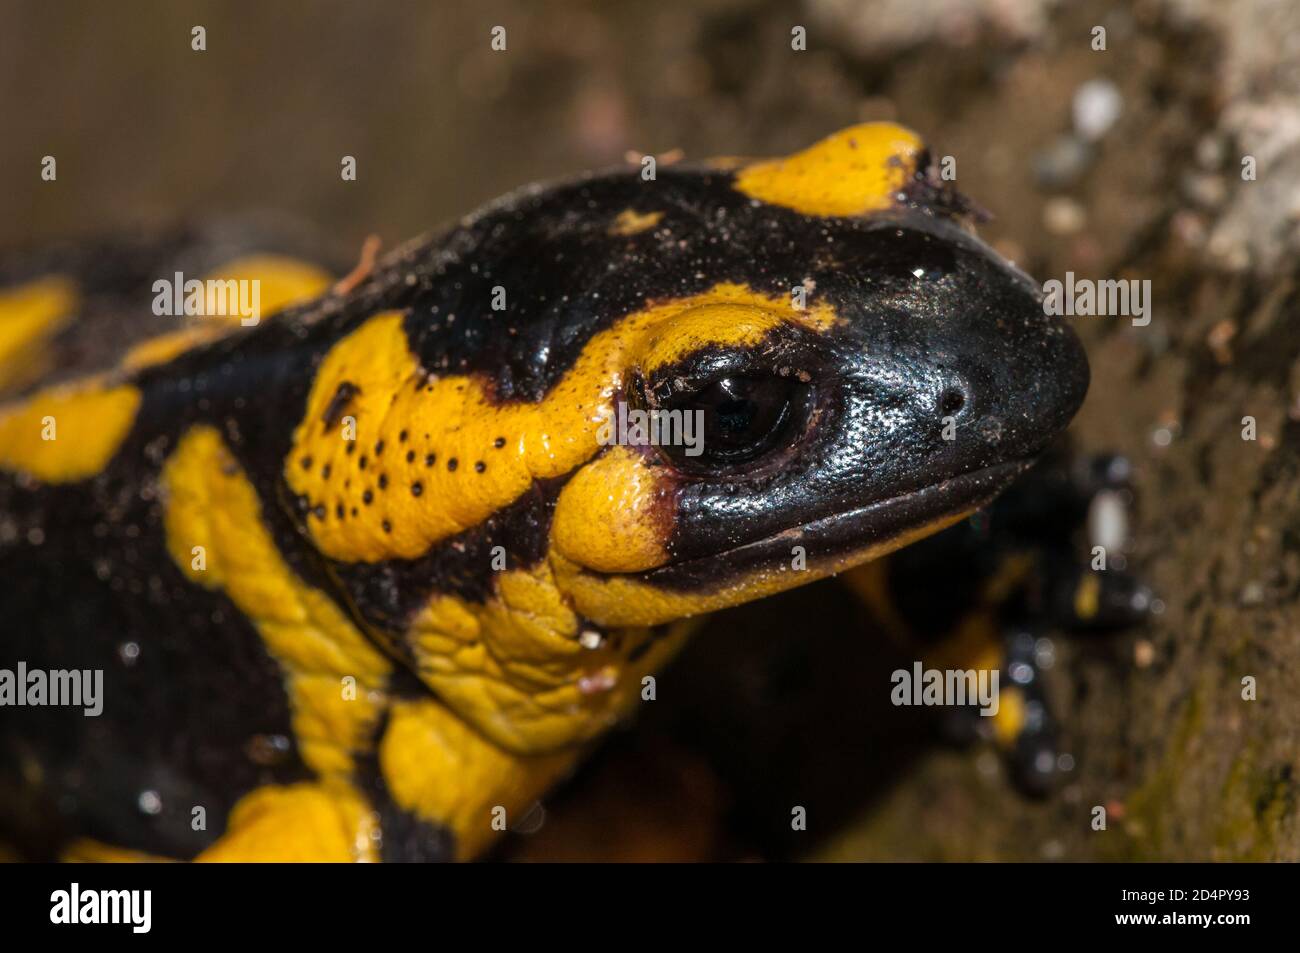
939, 386, 967, 417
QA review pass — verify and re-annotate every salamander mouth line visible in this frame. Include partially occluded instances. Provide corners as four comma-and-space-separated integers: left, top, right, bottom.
632, 458, 1032, 590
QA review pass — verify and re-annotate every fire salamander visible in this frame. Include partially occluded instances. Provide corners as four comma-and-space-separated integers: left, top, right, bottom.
0, 124, 1091, 862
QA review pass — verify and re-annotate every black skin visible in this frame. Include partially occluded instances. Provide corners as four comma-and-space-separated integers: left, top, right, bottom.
0, 156, 1086, 859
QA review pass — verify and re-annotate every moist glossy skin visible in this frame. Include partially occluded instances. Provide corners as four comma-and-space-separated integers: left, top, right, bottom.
0, 124, 1088, 861
632, 213, 1089, 585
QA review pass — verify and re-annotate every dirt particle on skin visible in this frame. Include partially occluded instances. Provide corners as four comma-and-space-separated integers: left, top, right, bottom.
322, 381, 360, 428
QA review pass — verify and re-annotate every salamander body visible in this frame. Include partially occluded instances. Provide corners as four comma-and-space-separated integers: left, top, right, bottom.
0, 124, 1087, 861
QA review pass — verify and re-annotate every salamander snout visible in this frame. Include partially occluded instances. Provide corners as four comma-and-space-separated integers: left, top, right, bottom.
924, 287, 1090, 469
833, 215, 1090, 476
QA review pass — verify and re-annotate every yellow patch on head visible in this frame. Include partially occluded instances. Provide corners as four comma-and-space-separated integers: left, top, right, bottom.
733, 122, 925, 217
550, 509, 973, 629
637, 300, 831, 375
161, 425, 391, 778
0, 379, 140, 482
550, 446, 673, 573
287, 283, 840, 564
609, 209, 664, 236
0, 276, 78, 395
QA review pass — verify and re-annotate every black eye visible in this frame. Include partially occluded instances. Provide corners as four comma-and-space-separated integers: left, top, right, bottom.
661, 374, 810, 471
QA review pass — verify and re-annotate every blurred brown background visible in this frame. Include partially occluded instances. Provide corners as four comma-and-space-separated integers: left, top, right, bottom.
5, 0, 1299, 860
5, 0, 907, 252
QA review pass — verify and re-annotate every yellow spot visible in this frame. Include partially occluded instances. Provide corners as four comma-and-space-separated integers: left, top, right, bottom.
379, 699, 576, 861
197, 783, 378, 862
1074, 572, 1101, 620
198, 254, 333, 327
0, 380, 140, 482
609, 209, 663, 236
733, 123, 925, 216
551, 446, 672, 573
122, 256, 334, 372
927, 612, 1000, 674
162, 425, 391, 778
993, 686, 1026, 748
287, 284, 838, 563
0, 276, 77, 394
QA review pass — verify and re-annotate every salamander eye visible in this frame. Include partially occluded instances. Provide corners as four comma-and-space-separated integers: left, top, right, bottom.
661, 374, 811, 472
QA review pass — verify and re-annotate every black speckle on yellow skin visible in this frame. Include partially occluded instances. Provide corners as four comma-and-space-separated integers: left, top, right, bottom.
0, 124, 1088, 861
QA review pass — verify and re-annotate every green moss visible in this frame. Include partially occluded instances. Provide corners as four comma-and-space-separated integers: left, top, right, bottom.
1211, 744, 1290, 861
1102, 679, 1291, 861
1100, 686, 1203, 861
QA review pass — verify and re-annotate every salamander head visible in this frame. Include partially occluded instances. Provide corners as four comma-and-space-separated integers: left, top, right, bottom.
545, 124, 1088, 625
